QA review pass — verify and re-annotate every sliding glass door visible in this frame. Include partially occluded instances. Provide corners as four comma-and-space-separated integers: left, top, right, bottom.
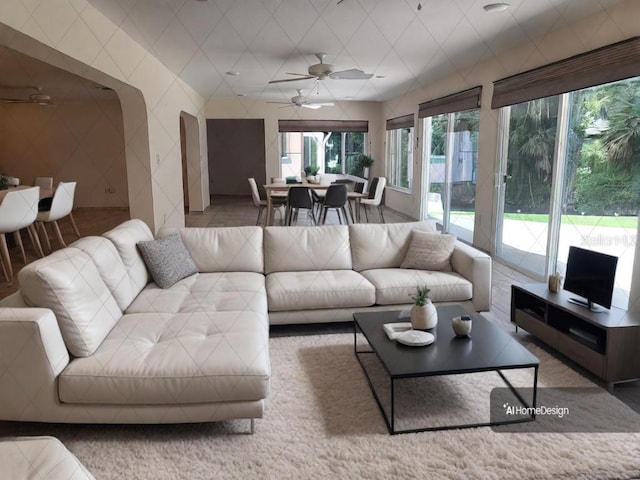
495, 97, 560, 276
495, 77, 640, 306
423, 109, 479, 243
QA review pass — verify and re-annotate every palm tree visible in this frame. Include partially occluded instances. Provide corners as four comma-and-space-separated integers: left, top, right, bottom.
602, 81, 640, 173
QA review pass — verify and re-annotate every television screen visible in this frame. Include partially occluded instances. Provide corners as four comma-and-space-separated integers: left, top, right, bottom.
563, 246, 618, 311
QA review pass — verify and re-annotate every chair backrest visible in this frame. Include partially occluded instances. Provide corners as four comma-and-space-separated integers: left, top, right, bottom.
47, 181, 77, 221
287, 186, 314, 209
354, 182, 365, 194
367, 177, 379, 199
33, 176, 53, 190
0, 186, 40, 231
331, 179, 354, 191
248, 178, 262, 207
323, 184, 348, 208
367, 177, 386, 205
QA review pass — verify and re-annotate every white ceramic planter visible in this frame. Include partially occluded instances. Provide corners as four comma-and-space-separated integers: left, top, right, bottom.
452, 316, 472, 336
410, 300, 438, 330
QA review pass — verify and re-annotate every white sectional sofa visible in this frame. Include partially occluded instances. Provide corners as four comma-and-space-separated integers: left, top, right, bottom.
0, 219, 490, 425
0, 437, 95, 480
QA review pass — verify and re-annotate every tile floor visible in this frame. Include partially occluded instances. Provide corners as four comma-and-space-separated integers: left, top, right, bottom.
1, 195, 638, 414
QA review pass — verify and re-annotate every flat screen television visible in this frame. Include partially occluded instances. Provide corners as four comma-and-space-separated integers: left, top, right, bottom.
563, 246, 618, 312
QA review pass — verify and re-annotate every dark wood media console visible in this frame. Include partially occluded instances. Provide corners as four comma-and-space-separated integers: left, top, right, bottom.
511, 283, 640, 391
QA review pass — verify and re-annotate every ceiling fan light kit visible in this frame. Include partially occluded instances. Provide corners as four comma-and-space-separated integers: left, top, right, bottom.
266, 89, 335, 109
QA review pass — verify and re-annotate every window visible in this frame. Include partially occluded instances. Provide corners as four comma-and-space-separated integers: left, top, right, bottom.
386, 127, 413, 189
278, 120, 368, 178
386, 114, 414, 190
418, 87, 482, 244
422, 109, 479, 243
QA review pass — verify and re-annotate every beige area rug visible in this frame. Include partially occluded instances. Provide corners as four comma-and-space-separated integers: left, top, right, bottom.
3, 333, 640, 480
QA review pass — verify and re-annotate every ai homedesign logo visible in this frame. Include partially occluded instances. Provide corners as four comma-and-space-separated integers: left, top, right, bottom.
503, 402, 570, 419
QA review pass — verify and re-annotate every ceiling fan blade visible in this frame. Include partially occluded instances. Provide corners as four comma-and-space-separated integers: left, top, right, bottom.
266, 101, 292, 105
0, 98, 31, 103
268, 75, 316, 84
301, 104, 322, 109
329, 68, 373, 80
305, 102, 335, 108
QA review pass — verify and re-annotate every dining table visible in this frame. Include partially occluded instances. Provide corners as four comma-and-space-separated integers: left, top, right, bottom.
0, 184, 54, 204
263, 181, 365, 226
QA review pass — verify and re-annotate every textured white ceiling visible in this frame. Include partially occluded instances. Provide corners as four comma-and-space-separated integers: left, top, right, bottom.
1, 0, 626, 104
83, 0, 623, 103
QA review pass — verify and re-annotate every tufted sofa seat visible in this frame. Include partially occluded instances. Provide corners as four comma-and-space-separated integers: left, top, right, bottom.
265, 221, 491, 325
0, 220, 270, 425
0, 219, 490, 425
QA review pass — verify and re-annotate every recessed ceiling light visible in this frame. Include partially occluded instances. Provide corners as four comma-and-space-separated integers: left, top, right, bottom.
226, 71, 240, 76
483, 2, 509, 13
345, 96, 353, 100
237, 93, 246, 97
375, 75, 386, 79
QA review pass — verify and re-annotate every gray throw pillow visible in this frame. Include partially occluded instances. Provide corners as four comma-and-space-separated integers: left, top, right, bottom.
137, 233, 198, 288
400, 230, 456, 271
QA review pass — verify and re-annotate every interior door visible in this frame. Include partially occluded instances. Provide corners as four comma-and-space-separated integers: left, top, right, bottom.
207, 119, 266, 196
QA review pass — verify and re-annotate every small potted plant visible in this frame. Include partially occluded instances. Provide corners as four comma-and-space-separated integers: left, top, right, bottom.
358, 154, 375, 179
409, 286, 438, 330
0, 175, 8, 190
304, 165, 320, 184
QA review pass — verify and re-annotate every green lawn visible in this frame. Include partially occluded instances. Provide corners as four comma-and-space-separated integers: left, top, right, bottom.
502, 213, 638, 228
447, 211, 637, 228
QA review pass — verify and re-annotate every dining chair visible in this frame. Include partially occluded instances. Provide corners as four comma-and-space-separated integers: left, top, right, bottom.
348, 181, 366, 222
33, 176, 54, 190
0, 186, 44, 284
286, 187, 317, 225
360, 177, 387, 223
35, 181, 81, 251
248, 178, 285, 225
320, 184, 349, 224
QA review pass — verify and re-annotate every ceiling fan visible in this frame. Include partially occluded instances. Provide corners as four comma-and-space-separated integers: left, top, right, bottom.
267, 89, 335, 109
268, 53, 373, 84
0, 87, 55, 105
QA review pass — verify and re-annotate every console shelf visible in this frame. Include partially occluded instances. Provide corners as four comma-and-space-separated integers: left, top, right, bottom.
511, 284, 640, 390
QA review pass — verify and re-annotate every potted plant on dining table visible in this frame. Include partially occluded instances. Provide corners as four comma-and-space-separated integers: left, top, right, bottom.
304, 165, 320, 184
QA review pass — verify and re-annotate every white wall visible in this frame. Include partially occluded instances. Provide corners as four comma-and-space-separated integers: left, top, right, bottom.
0, 0, 209, 231
0, 98, 128, 207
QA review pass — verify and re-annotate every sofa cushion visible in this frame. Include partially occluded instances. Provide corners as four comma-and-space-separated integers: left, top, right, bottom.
266, 270, 375, 311
264, 225, 352, 274
126, 272, 267, 316
70, 236, 137, 310
18, 248, 122, 357
360, 268, 472, 305
137, 233, 198, 288
102, 219, 153, 293
349, 221, 436, 272
161, 226, 264, 273
59, 311, 270, 405
401, 231, 456, 271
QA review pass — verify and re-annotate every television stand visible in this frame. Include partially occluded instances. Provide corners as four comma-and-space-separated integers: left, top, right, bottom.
511, 283, 640, 391
567, 297, 605, 313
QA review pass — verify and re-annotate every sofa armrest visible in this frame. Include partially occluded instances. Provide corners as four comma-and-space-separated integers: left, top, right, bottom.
450, 242, 492, 312
0, 308, 69, 420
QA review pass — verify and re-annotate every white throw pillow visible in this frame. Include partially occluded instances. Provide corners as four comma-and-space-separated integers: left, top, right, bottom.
400, 230, 456, 271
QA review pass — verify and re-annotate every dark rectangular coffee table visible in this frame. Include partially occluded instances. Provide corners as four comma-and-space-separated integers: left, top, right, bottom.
353, 305, 539, 434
